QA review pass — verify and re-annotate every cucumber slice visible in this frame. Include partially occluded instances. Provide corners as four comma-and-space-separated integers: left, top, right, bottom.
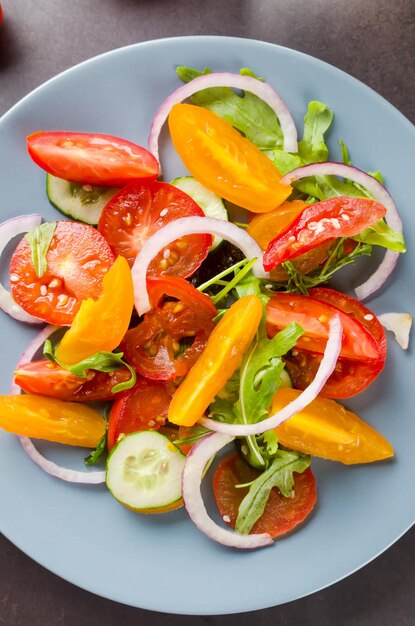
46, 174, 119, 225
171, 176, 228, 250
106, 430, 186, 512
279, 369, 293, 389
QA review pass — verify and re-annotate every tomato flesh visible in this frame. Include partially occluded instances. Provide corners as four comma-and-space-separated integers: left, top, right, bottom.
281, 288, 386, 398
168, 104, 292, 213
27, 131, 159, 186
120, 276, 217, 381
266, 293, 380, 361
214, 453, 316, 538
98, 181, 211, 277
14, 359, 132, 402
263, 196, 387, 270
10, 221, 114, 325
107, 378, 173, 449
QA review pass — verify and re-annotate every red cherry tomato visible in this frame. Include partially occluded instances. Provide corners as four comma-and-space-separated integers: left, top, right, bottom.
98, 181, 212, 277
266, 292, 380, 361
214, 453, 317, 539
107, 378, 173, 450
27, 131, 159, 186
14, 360, 132, 402
263, 197, 386, 270
10, 221, 114, 325
282, 288, 386, 399
120, 275, 217, 381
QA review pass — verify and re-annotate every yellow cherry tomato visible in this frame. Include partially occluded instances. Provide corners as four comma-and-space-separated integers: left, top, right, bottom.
0, 394, 105, 447
247, 200, 331, 281
168, 104, 292, 213
56, 255, 133, 365
273, 388, 394, 464
168, 295, 263, 426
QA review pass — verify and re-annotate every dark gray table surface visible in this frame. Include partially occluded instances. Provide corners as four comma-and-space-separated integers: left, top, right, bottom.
0, 1, 414, 624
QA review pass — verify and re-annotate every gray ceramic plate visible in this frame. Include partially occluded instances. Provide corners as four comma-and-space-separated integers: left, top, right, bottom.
0, 36, 414, 615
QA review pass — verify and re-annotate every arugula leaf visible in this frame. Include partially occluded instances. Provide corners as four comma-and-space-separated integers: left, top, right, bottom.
233, 271, 269, 308
84, 431, 107, 466
43, 340, 136, 393
173, 424, 211, 447
25, 222, 56, 278
176, 66, 283, 149
235, 450, 311, 534
298, 101, 334, 164
353, 219, 406, 252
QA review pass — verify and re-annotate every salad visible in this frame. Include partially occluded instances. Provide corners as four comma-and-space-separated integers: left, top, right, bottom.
0, 66, 411, 550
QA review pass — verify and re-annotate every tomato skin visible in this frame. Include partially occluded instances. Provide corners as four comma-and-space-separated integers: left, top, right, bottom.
168, 296, 263, 427
14, 360, 132, 402
263, 196, 386, 270
281, 289, 386, 398
0, 394, 105, 447
98, 180, 211, 277
273, 388, 393, 464
107, 378, 172, 450
168, 104, 292, 213
27, 131, 159, 186
55, 255, 133, 365
120, 276, 217, 381
266, 293, 380, 361
214, 453, 316, 538
10, 221, 114, 325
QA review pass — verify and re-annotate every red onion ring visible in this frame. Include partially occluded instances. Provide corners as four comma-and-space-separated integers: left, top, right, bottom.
131, 216, 269, 315
0, 214, 44, 324
148, 72, 298, 167
10, 325, 106, 484
200, 314, 342, 436
280, 162, 402, 301
182, 432, 273, 549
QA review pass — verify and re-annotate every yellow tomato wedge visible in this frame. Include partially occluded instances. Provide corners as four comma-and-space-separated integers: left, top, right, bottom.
168, 295, 263, 426
56, 255, 134, 365
168, 104, 292, 213
0, 394, 105, 447
247, 200, 331, 281
273, 388, 394, 464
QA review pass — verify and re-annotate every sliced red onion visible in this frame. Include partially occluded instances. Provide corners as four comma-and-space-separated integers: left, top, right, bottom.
131, 216, 269, 315
280, 162, 402, 301
378, 312, 412, 350
0, 214, 44, 324
182, 432, 273, 549
10, 324, 106, 485
148, 72, 298, 166
200, 314, 342, 436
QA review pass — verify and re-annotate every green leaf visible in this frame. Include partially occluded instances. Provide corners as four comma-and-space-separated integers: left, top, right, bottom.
235, 451, 311, 534
353, 219, 406, 252
262, 149, 303, 175
84, 431, 107, 466
25, 222, 57, 278
298, 102, 334, 164
43, 340, 136, 393
176, 66, 283, 149
173, 425, 211, 446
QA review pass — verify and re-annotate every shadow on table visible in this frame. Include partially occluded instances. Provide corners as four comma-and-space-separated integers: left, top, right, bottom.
0, 20, 20, 73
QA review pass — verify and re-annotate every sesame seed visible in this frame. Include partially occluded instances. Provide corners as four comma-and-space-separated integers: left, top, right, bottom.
223, 515, 231, 523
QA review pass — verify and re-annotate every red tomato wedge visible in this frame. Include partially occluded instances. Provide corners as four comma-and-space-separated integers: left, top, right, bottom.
27, 131, 159, 186
10, 221, 114, 325
107, 378, 173, 450
266, 292, 380, 361
98, 181, 212, 277
263, 196, 386, 270
214, 454, 317, 538
282, 288, 386, 398
120, 276, 217, 381
14, 360, 132, 402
